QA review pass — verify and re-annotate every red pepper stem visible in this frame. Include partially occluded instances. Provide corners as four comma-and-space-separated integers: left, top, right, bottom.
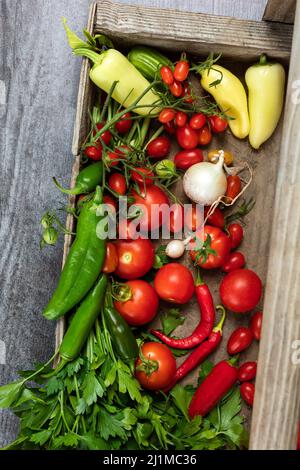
228, 355, 239, 367
214, 305, 226, 333
195, 268, 204, 286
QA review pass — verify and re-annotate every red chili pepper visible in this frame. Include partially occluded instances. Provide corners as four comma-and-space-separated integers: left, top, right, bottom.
238, 361, 257, 382
189, 359, 238, 417
151, 271, 215, 349
240, 382, 255, 407
164, 307, 226, 392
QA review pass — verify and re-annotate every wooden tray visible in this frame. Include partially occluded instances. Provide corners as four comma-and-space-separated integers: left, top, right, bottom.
56, 0, 300, 450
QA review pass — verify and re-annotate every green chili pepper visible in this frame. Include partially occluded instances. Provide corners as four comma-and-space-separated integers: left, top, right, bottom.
127, 46, 172, 81
59, 274, 107, 362
103, 306, 138, 362
43, 187, 107, 320
53, 162, 103, 195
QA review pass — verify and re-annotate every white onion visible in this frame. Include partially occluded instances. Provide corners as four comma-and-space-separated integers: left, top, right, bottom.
165, 240, 185, 259
183, 155, 227, 205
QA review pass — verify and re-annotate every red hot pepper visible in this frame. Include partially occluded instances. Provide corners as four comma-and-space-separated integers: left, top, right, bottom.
189, 359, 238, 418
164, 307, 226, 392
151, 271, 215, 349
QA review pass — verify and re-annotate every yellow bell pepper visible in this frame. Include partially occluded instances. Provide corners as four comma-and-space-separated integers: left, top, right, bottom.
245, 55, 285, 149
200, 65, 250, 139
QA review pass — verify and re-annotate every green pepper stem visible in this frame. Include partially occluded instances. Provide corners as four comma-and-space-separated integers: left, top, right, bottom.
195, 268, 204, 286
228, 355, 239, 367
53, 177, 81, 195
73, 47, 103, 64
259, 54, 268, 65
93, 186, 103, 204
214, 305, 226, 333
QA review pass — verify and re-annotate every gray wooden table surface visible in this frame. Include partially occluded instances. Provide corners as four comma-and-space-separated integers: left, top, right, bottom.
0, 0, 268, 446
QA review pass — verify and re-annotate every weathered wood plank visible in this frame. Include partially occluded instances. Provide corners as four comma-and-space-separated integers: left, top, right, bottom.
250, 0, 300, 450
263, 0, 296, 23
95, 0, 292, 61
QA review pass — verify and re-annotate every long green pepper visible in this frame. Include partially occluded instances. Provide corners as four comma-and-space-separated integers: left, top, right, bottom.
43, 187, 106, 320
53, 162, 103, 195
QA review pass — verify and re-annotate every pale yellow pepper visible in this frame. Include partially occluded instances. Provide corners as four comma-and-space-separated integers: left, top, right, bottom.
200, 65, 250, 139
245, 55, 285, 149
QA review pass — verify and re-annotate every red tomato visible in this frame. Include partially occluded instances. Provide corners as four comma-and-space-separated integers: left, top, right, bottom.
190, 225, 231, 270
209, 115, 228, 133
174, 60, 189, 82
168, 203, 184, 234
104, 145, 131, 167
115, 239, 154, 280
182, 82, 194, 103
174, 149, 203, 170
240, 382, 255, 407
222, 252, 246, 273
225, 175, 242, 203
198, 126, 212, 146
176, 124, 198, 150
175, 111, 188, 127
169, 80, 182, 97
130, 185, 169, 231
84, 144, 102, 161
158, 108, 176, 124
114, 280, 159, 326
93, 122, 112, 146
108, 173, 127, 196
154, 263, 194, 304
131, 167, 154, 186
185, 205, 204, 232
135, 342, 176, 390
204, 206, 225, 228
227, 223, 244, 250
164, 120, 176, 135
220, 269, 262, 313
160, 66, 174, 85
190, 113, 206, 130
103, 194, 117, 210
227, 327, 253, 355
147, 136, 171, 159
250, 311, 263, 341
102, 242, 118, 274
115, 112, 132, 134
238, 362, 257, 382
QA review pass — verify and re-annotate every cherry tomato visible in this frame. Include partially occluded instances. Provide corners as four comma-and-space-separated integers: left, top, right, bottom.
84, 144, 102, 161
227, 223, 244, 250
174, 149, 202, 170
130, 185, 169, 231
250, 311, 263, 341
204, 206, 225, 228
103, 194, 117, 210
227, 327, 253, 355
114, 280, 159, 326
164, 120, 176, 135
222, 252, 246, 273
154, 263, 194, 304
174, 60, 189, 82
175, 111, 188, 127
108, 173, 127, 196
240, 382, 255, 407
169, 80, 183, 97
147, 136, 171, 159
185, 205, 203, 232
176, 124, 198, 150
115, 238, 154, 280
225, 175, 242, 203
131, 167, 154, 186
182, 82, 194, 103
104, 150, 119, 167
198, 125, 212, 146
190, 225, 231, 270
135, 342, 176, 390
158, 108, 176, 124
208, 149, 234, 166
168, 203, 184, 233
93, 122, 112, 145
209, 115, 228, 133
102, 242, 118, 274
189, 113, 206, 130
160, 66, 174, 85
238, 362, 257, 382
220, 269, 262, 313
115, 112, 132, 134
115, 144, 132, 159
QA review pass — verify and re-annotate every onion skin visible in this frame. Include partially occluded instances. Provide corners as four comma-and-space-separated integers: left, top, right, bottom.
165, 240, 185, 259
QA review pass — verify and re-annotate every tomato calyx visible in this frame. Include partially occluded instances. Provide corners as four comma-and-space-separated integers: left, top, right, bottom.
193, 234, 217, 266
136, 347, 159, 377
111, 281, 133, 302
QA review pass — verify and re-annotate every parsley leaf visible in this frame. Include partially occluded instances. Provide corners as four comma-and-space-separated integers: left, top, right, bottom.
82, 370, 105, 406
161, 308, 185, 335
170, 385, 193, 421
